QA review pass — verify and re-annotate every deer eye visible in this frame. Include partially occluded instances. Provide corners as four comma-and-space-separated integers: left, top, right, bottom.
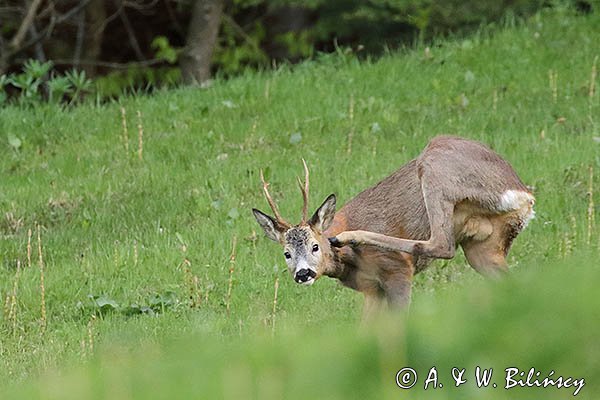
284, 252, 291, 259
312, 244, 319, 252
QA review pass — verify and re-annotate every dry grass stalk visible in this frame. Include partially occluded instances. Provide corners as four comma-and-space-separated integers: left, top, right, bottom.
249, 230, 258, 266
559, 215, 578, 258
264, 80, 270, 100
347, 93, 355, 155
3, 293, 10, 318
589, 56, 598, 124
563, 215, 577, 257
87, 315, 96, 353
271, 276, 279, 337
37, 224, 47, 334
27, 228, 32, 268
587, 166, 595, 245
590, 56, 598, 98
7, 260, 22, 332
250, 117, 258, 140
120, 106, 129, 153
548, 70, 558, 103
204, 272, 211, 305
137, 110, 144, 161
114, 241, 120, 269
133, 240, 139, 266
182, 259, 202, 308
561, 231, 571, 258
371, 135, 378, 157
192, 274, 200, 306
226, 236, 238, 316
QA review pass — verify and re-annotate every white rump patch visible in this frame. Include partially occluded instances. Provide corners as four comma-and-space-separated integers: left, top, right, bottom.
499, 190, 536, 229
499, 190, 535, 211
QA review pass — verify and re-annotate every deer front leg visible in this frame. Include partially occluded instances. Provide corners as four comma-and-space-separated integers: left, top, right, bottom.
360, 289, 385, 326
381, 269, 413, 310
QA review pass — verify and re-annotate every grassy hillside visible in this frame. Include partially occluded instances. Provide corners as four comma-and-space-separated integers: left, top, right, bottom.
1, 7, 599, 399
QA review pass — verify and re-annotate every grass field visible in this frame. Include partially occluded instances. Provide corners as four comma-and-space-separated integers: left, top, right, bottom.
1, 7, 599, 399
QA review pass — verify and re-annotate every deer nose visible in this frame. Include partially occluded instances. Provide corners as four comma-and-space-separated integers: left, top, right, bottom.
294, 268, 316, 283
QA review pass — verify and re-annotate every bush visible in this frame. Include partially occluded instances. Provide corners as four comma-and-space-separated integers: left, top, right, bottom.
0, 60, 93, 107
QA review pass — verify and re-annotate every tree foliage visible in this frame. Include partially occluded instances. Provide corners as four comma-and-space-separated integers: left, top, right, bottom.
0, 0, 594, 99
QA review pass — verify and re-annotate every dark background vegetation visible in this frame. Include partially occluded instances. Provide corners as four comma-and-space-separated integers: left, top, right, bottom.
1, 0, 595, 101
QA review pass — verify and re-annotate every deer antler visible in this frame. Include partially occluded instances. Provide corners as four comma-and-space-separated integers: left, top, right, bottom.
260, 169, 290, 227
297, 158, 310, 224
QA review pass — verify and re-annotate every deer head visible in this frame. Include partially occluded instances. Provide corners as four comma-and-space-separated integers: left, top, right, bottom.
252, 160, 337, 286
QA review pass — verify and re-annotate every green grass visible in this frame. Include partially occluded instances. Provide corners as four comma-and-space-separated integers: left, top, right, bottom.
1, 7, 599, 399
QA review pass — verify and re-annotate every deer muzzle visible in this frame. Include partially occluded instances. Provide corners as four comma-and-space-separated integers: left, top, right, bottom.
294, 268, 316, 284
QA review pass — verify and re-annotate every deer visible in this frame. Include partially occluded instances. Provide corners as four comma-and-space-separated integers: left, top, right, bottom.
252, 136, 535, 320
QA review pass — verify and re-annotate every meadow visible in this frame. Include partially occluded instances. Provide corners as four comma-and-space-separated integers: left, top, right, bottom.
1, 7, 599, 399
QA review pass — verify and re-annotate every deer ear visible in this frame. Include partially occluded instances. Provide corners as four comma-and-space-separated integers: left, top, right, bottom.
309, 194, 336, 232
252, 209, 286, 243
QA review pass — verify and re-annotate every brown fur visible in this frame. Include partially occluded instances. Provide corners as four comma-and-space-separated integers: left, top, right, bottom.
324, 136, 534, 315
254, 136, 534, 320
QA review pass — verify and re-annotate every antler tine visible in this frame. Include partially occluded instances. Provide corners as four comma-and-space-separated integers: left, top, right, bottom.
260, 169, 287, 225
298, 158, 310, 223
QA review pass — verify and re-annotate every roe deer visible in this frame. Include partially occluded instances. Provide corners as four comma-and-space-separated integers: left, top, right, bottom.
252, 136, 534, 319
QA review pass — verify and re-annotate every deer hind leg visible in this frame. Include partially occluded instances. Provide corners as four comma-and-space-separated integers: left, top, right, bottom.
460, 216, 518, 279
411, 171, 457, 258
330, 172, 456, 259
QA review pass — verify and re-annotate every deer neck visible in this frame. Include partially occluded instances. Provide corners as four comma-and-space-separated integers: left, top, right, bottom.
321, 209, 354, 281
320, 246, 346, 278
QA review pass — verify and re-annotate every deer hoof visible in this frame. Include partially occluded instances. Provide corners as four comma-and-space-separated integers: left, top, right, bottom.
328, 237, 343, 247
412, 242, 424, 256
